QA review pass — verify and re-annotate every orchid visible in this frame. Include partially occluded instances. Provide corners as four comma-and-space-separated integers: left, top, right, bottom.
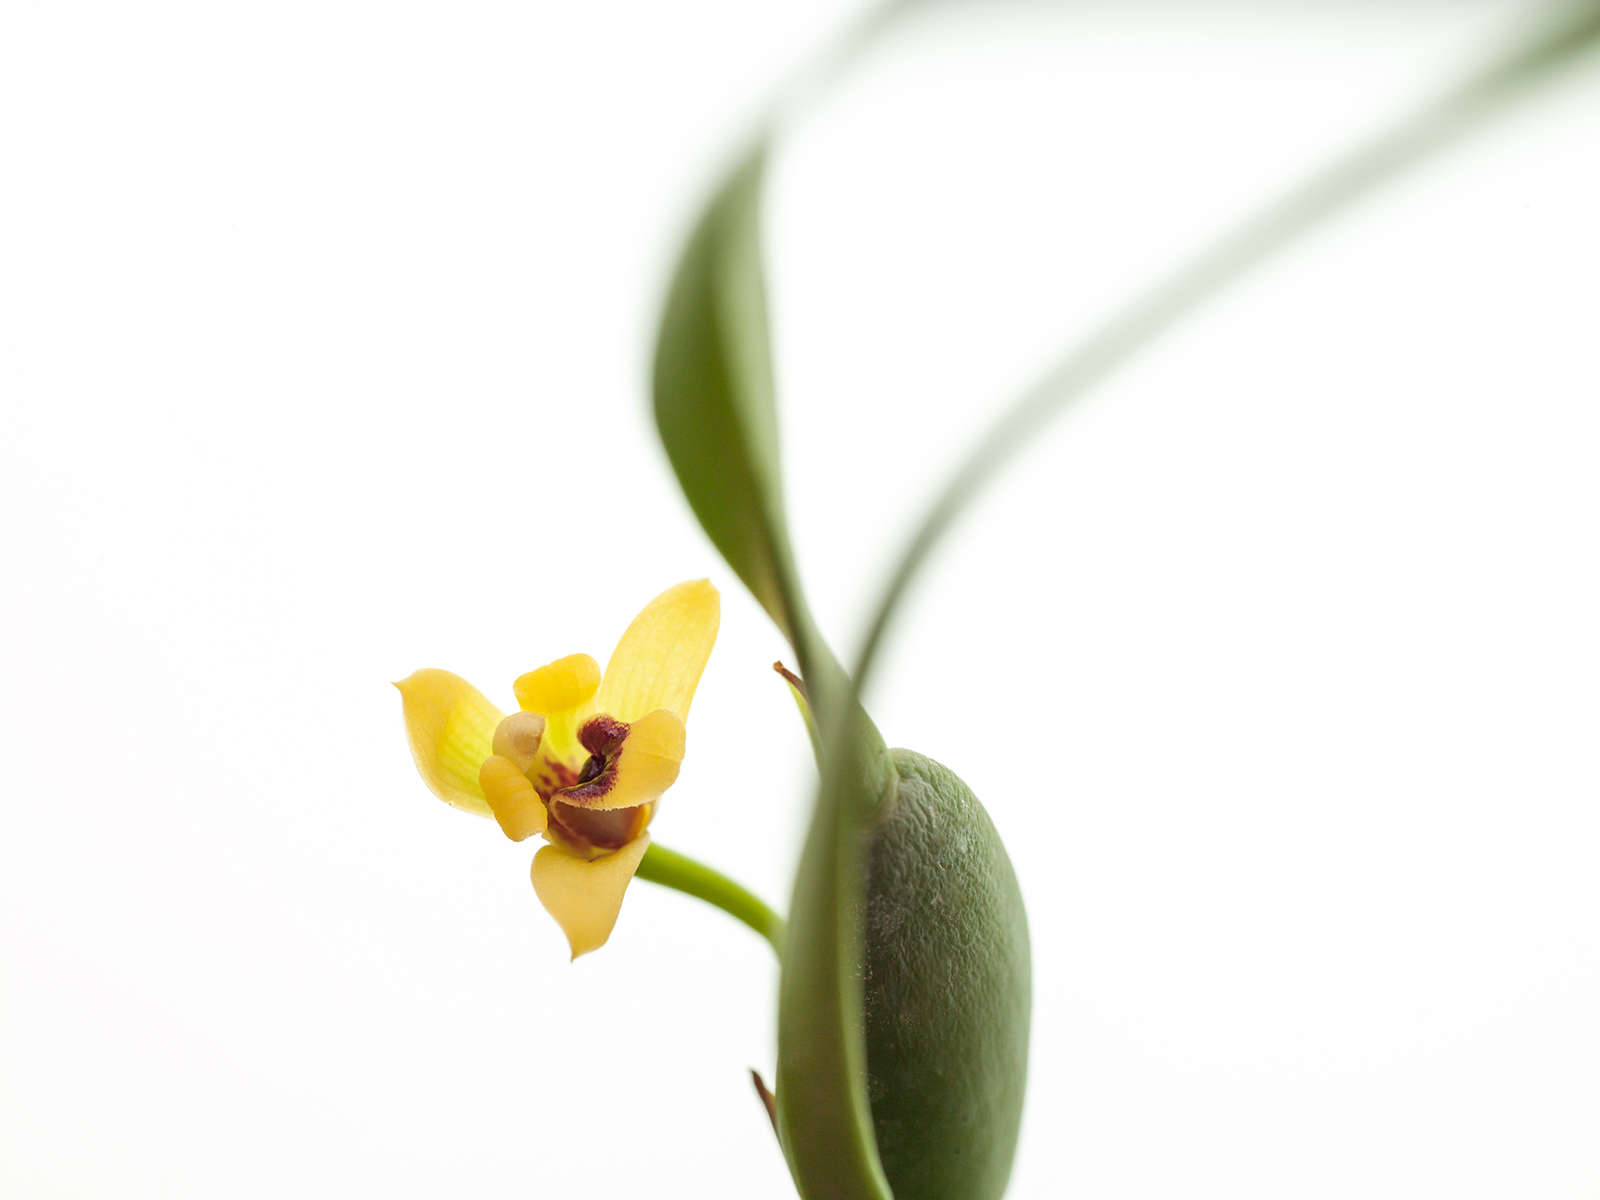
394, 579, 719, 957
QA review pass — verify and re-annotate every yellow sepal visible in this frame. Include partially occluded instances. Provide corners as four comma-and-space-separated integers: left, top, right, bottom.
394, 669, 502, 817
595, 579, 719, 723
479, 755, 547, 841
530, 834, 651, 959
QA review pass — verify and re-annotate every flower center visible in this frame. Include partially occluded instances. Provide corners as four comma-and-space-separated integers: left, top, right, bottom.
551, 714, 628, 805
537, 713, 654, 859
576, 753, 606, 785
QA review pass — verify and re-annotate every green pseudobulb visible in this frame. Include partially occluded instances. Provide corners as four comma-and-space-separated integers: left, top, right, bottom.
862, 749, 1031, 1200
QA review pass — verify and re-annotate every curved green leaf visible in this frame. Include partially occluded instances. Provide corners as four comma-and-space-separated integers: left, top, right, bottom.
849, 0, 1600, 694
653, 146, 810, 650
652, 145, 896, 1200
776, 666, 898, 1200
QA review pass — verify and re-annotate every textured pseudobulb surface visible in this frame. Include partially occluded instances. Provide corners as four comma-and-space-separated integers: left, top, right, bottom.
863, 749, 1032, 1200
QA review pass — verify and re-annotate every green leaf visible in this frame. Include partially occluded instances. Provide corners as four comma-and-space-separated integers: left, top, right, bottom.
775, 669, 898, 1200
647, 54, 1030, 1200
652, 147, 808, 650
652, 147, 897, 1200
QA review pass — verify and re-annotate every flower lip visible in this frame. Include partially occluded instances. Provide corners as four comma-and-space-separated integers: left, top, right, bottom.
546, 798, 654, 859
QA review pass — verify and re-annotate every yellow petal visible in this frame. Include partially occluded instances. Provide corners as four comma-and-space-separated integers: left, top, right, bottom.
595, 579, 720, 723
576, 709, 685, 811
514, 653, 601, 765
530, 834, 651, 959
491, 711, 546, 775
394, 669, 503, 817
514, 653, 601, 714
479, 755, 548, 841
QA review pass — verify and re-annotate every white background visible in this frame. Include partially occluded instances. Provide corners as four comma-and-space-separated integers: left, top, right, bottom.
3, 2, 1598, 1197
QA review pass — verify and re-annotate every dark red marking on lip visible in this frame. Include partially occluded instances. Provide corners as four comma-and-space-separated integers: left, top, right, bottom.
533, 760, 579, 800
545, 797, 654, 858
579, 714, 628, 758
555, 714, 631, 807
559, 767, 617, 807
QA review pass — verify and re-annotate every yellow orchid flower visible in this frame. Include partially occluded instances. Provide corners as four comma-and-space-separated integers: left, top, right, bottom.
394, 579, 720, 958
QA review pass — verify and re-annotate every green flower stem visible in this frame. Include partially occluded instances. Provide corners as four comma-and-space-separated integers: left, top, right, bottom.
637, 841, 785, 956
